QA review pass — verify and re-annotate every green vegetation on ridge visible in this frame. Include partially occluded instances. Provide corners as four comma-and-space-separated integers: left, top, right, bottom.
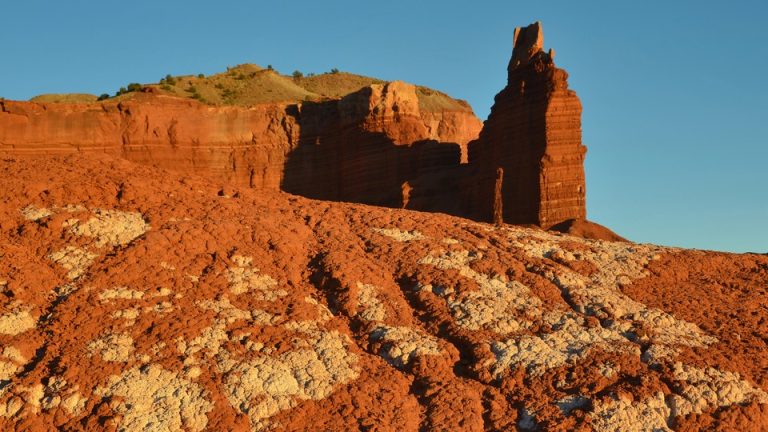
29, 93, 99, 104
27, 63, 473, 113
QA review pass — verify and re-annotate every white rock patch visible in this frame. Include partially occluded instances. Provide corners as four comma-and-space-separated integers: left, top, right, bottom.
69, 209, 149, 247
20, 205, 52, 221
220, 330, 359, 430
178, 324, 229, 359
99, 286, 144, 302
96, 364, 213, 432
110, 308, 141, 326
87, 333, 135, 362
197, 297, 275, 325
0, 304, 36, 336
669, 362, 768, 417
39, 376, 87, 415
0, 347, 26, 382
591, 391, 671, 432
48, 246, 97, 280
419, 250, 542, 335
369, 325, 442, 368
509, 230, 716, 361
354, 282, 442, 369
355, 282, 387, 322
491, 314, 634, 377
227, 255, 285, 299
145, 301, 174, 314
180, 297, 278, 361
372, 228, 425, 242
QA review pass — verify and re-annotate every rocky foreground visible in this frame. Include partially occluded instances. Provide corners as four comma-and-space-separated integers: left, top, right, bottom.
0, 154, 765, 431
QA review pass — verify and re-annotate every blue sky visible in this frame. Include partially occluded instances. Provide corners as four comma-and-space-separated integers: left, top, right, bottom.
2, 1, 766, 252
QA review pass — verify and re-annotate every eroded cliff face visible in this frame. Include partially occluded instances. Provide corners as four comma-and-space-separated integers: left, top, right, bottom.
0, 22, 586, 229
0, 95, 300, 189
0, 82, 481, 207
468, 21, 587, 227
281, 81, 473, 208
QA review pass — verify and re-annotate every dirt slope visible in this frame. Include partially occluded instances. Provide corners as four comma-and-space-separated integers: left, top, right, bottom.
0, 154, 766, 431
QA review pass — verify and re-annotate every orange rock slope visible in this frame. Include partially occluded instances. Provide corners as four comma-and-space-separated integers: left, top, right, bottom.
0, 153, 767, 431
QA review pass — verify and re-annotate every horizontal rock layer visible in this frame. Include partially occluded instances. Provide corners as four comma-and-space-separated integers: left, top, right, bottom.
0, 82, 481, 212
467, 22, 587, 227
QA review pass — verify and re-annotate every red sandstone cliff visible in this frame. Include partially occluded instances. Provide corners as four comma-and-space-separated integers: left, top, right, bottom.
0, 22, 586, 229
0, 82, 481, 205
467, 22, 587, 227
0, 95, 299, 189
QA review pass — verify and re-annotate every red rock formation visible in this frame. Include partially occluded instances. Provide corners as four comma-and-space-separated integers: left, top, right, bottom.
281, 81, 472, 208
0, 22, 586, 229
467, 21, 587, 227
0, 82, 481, 207
0, 95, 299, 189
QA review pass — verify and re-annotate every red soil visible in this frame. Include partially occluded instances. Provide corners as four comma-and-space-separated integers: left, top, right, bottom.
0, 154, 765, 431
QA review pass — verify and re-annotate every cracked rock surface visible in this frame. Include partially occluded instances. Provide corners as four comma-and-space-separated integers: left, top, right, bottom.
0, 154, 766, 431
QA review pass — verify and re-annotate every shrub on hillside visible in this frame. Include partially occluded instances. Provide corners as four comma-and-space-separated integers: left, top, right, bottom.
114, 83, 143, 97
292, 70, 303, 79
97, 93, 110, 101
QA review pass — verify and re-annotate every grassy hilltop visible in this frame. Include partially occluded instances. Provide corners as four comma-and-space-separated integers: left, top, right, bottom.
30, 63, 472, 113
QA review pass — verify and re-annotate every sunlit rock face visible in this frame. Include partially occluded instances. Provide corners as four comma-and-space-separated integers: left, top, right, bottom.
0, 23, 588, 229
0, 81, 481, 217
467, 21, 587, 227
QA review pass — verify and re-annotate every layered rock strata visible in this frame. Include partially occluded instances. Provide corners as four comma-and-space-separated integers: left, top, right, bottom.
0, 83, 480, 209
467, 21, 587, 227
0, 21, 587, 228
281, 82, 473, 208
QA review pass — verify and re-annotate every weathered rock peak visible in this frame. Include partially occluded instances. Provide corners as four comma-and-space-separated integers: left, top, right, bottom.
468, 21, 587, 227
509, 21, 545, 70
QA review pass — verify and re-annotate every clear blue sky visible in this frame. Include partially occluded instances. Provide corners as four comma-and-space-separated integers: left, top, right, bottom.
2, 1, 766, 253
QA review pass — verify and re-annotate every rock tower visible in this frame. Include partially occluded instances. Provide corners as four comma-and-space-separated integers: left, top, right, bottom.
468, 21, 587, 227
